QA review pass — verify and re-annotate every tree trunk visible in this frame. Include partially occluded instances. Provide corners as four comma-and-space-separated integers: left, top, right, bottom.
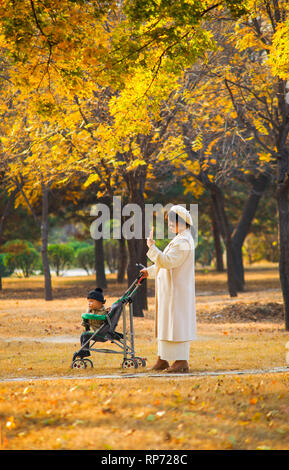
117, 235, 127, 283
231, 171, 271, 291
210, 186, 238, 297
41, 184, 53, 301
276, 155, 289, 330
125, 170, 148, 317
210, 201, 224, 272
94, 238, 107, 288
0, 187, 20, 291
0, 187, 19, 238
275, 75, 289, 330
231, 245, 244, 291
126, 237, 147, 316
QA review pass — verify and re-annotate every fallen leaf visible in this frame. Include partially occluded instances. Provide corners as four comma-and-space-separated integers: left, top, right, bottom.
252, 412, 262, 421
72, 419, 85, 427
101, 407, 114, 414
208, 428, 218, 435
6, 416, 16, 430
250, 397, 258, 405
256, 446, 271, 450
238, 421, 250, 426
103, 398, 112, 406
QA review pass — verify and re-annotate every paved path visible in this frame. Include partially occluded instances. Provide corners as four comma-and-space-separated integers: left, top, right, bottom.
0, 366, 288, 383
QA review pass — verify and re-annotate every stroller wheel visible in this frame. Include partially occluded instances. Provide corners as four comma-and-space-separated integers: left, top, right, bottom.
72, 358, 87, 369
122, 358, 138, 369
83, 358, 94, 368
135, 357, 146, 367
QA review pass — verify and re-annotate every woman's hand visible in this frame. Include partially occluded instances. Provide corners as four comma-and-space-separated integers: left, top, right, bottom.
147, 226, 155, 248
140, 268, 148, 278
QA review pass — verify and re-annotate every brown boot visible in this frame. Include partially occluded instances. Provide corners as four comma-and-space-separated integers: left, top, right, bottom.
150, 356, 169, 371
164, 360, 189, 373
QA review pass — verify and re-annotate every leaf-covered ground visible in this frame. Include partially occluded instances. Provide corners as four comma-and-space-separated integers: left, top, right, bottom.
1, 374, 289, 450
0, 267, 289, 450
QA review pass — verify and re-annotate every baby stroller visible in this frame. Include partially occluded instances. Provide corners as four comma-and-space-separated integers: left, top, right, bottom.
71, 263, 147, 370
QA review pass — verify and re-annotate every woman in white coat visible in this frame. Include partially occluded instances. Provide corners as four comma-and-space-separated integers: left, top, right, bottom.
140, 205, 197, 373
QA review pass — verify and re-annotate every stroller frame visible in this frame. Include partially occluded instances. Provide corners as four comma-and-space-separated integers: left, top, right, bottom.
71, 263, 147, 370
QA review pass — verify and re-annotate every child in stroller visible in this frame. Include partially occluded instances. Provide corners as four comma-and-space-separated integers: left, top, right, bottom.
79, 287, 110, 358
71, 263, 147, 370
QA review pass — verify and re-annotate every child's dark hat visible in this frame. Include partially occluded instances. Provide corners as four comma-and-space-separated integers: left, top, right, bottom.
87, 287, 106, 303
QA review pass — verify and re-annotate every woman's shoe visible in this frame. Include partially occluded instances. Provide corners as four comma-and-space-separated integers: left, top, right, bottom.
149, 357, 169, 371
164, 360, 189, 373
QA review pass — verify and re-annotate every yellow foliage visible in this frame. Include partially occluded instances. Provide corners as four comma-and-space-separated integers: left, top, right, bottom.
183, 177, 205, 199
83, 174, 101, 189
191, 133, 203, 151
258, 152, 272, 163
268, 12, 289, 79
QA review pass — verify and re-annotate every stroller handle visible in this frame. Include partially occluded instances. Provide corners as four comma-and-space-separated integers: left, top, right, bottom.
136, 263, 145, 270
117, 263, 146, 304
112, 262, 147, 306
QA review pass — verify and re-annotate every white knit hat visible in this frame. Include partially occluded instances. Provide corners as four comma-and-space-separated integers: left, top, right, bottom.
168, 205, 193, 226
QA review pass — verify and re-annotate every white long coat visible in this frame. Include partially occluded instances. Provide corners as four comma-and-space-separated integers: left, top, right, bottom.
146, 228, 197, 342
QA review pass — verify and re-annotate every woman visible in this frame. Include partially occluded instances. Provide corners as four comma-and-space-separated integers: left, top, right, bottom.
140, 205, 197, 373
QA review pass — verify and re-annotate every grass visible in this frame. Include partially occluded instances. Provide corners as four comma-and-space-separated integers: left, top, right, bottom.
0, 266, 289, 450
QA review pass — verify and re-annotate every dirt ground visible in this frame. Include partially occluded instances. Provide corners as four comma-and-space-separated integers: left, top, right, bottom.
0, 266, 289, 450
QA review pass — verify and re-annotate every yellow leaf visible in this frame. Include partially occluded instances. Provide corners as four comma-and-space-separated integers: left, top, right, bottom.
252, 412, 262, 421
256, 446, 271, 450
208, 428, 218, 435
83, 174, 101, 189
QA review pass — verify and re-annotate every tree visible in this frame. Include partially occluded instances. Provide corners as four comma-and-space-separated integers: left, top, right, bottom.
1, 0, 288, 323
206, 2, 289, 326
47, 243, 74, 276
2, 239, 40, 278
75, 245, 95, 275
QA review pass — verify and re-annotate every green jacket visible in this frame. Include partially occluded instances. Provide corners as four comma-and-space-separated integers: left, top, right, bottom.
81, 305, 110, 331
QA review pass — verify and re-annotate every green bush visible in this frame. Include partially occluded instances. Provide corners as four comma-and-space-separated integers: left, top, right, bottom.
103, 239, 119, 273
47, 244, 74, 276
0, 253, 14, 277
2, 240, 41, 278
195, 233, 216, 267
75, 245, 95, 274
66, 240, 92, 253
155, 238, 170, 251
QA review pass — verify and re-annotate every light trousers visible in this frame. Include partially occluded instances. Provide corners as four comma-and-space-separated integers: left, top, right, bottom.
158, 339, 190, 361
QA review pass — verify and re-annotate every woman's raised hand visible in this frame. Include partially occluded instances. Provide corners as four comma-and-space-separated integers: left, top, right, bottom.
147, 226, 155, 248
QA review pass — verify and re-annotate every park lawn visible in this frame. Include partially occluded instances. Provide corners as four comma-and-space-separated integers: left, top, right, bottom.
0, 266, 289, 450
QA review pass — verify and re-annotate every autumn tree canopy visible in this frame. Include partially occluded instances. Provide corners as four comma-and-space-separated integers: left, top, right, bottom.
0, 0, 289, 326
